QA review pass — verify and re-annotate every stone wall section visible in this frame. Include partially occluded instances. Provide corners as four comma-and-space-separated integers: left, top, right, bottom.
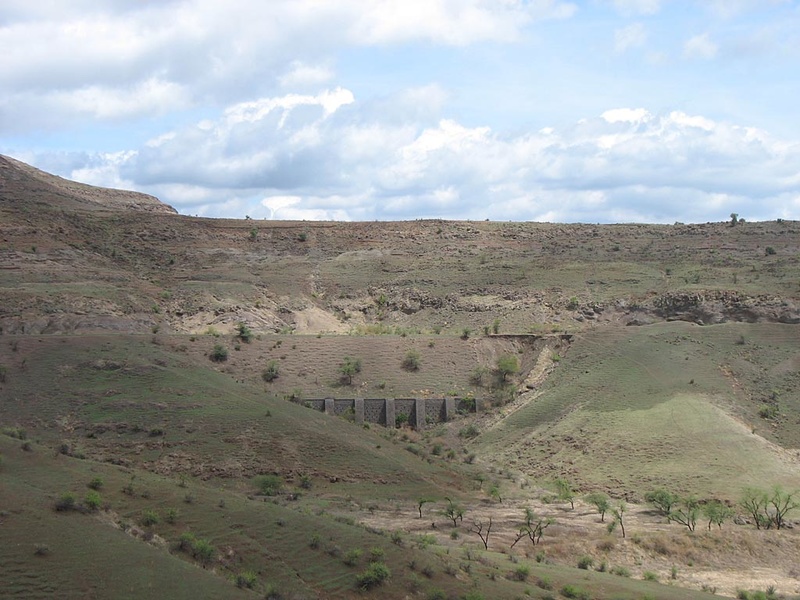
301, 397, 475, 429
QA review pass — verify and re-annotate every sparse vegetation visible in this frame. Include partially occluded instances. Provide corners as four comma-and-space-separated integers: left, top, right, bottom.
209, 343, 228, 362
402, 349, 421, 371
339, 356, 362, 385
262, 360, 280, 382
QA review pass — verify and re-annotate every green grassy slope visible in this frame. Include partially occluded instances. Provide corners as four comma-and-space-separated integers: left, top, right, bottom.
475, 322, 800, 498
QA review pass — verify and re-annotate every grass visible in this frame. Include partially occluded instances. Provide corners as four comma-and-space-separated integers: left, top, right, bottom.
476, 322, 800, 498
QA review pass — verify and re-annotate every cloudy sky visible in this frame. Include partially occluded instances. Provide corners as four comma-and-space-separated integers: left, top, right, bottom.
2, 0, 800, 223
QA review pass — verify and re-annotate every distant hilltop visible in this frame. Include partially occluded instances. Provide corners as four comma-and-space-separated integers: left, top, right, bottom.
0, 154, 176, 215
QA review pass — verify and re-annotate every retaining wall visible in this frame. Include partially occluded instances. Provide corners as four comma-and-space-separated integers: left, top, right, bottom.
302, 396, 473, 429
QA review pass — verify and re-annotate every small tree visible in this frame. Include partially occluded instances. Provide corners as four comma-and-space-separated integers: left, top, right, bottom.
488, 483, 502, 504
668, 497, 699, 532
645, 489, 679, 519
443, 498, 464, 527
339, 357, 362, 385
470, 517, 492, 550
402, 350, 421, 372
555, 478, 576, 510
585, 492, 611, 522
730, 213, 739, 226
417, 497, 434, 519
741, 487, 771, 529
496, 354, 519, 383
703, 500, 734, 530
492, 318, 501, 334
262, 361, 279, 382
607, 502, 626, 538
768, 486, 799, 530
511, 507, 553, 548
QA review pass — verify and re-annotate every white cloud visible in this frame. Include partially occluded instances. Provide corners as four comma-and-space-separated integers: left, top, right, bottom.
683, 33, 719, 59
278, 61, 335, 88
611, 0, 661, 16
614, 23, 647, 54
48, 88, 800, 223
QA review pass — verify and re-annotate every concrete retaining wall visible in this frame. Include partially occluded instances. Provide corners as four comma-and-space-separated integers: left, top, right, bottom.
302, 396, 475, 429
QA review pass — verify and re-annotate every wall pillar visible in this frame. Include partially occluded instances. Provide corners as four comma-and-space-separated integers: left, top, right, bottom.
444, 397, 456, 421
324, 398, 335, 416
385, 398, 396, 428
413, 398, 425, 430
354, 398, 364, 425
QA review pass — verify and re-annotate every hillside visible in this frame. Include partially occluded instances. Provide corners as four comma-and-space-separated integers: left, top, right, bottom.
1, 156, 799, 599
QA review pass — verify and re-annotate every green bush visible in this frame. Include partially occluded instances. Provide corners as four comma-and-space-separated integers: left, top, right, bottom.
87, 477, 104, 491
209, 343, 228, 362
343, 548, 363, 566
512, 565, 530, 581
55, 492, 76, 512
577, 555, 594, 570
262, 361, 279, 382
643, 570, 658, 581
369, 547, 385, 562
140, 509, 160, 527
236, 322, 253, 343
561, 585, 591, 600
254, 474, 282, 496
402, 349, 421, 371
355, 562, 390, 590
235, 571, 257, 589
84, 490, 102, 511
192, 538, 215, 565
165, 508, 179, 524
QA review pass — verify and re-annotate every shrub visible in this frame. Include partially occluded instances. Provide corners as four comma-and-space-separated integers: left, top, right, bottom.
459, 424, 479, 439
34, 543, 51, 556
87, 477, 104, 491
643, 571, 658, 581
262, 361, 279, 382
460, 328, 471, 340
577, 555, 594, 570
402, 350, 421, 371
765, 246, 776, 255
427, 590, 446, 600
536, 575, 553, 590
236, 322, 253, 343
235, 571, 257, 589
561, 585, 591, 600
55, 492, 76, 512
209, 343, 228, 362
0, 364, 7, 383
165, 508, 179, 524
512, 565, 530, 581
343, 548, 363, 566
192, 538, 215, 565
84, 490, 102, 511
355, 562, 390, 590
140, 509, 160, 527
254, 474, 282, 496
611, 566, 630, 577
309, 534, 321, 549
369, 547, 385, 562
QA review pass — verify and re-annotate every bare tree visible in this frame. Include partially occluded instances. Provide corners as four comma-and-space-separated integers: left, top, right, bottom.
470, 517, 492, 550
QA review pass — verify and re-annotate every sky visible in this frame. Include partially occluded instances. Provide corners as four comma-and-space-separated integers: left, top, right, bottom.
2, 0, 800, 223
